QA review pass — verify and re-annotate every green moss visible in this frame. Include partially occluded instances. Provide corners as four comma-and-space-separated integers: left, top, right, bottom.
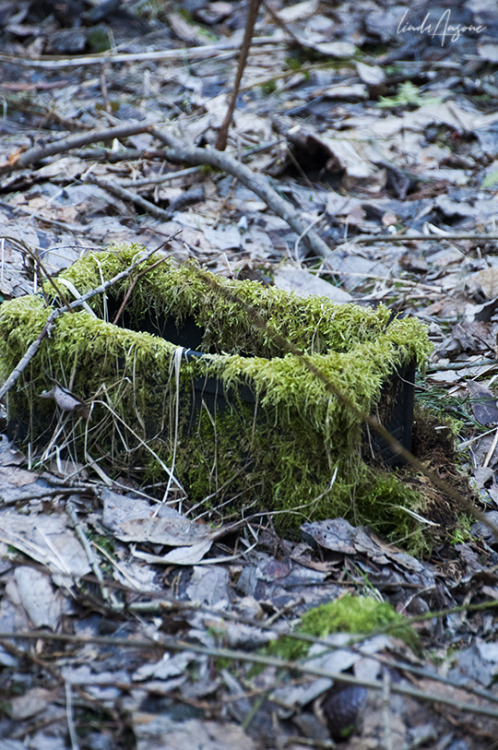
261, 80, 277, 96
269, 594, 421, 660
449, 515, 472, 545
285, 55, 303, 71
0, 245, 433, 545
377, 81, 442, 109
482, 172, 498, 189
87, 26, 111, 52
178, 7, 193, 23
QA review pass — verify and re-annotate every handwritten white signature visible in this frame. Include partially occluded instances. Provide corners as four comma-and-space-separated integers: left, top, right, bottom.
397, 8, 486, 46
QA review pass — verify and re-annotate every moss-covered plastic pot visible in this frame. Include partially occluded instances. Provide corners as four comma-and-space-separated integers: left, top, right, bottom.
0, 246, 432, 540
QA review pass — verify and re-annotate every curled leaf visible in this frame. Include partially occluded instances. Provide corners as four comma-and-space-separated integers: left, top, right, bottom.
39, 384, 90, 420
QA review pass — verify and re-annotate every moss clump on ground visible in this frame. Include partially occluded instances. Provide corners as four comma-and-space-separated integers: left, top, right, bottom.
269, 594, 421, 660
0, 245, 432, 544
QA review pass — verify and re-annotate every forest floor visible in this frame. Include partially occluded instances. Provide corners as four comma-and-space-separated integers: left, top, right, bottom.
0, 1, 498, 748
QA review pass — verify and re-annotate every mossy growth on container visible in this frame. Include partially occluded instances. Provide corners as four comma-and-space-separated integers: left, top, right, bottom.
0, 245, 432, 546
267, 594, 421, 660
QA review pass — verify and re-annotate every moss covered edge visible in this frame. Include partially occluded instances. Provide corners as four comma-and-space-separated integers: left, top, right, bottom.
0, 244, 433, 546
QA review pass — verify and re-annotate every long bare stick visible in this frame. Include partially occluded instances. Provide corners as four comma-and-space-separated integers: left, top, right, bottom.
0, 240, 175, 403
0, 629, 497, 720
216, 0, 262, 151
0, 37, 280, 70
353, 233, 498, 244
152, 127, 335, 265
0, 122, 152, 173
0, 314, 59, 403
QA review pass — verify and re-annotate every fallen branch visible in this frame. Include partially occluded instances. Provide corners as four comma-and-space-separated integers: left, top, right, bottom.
151, 127, 335, 264
0, 122, 152, 173
353, 233, 498, 244
0, 629, 497, 720
0, 37, 281, 69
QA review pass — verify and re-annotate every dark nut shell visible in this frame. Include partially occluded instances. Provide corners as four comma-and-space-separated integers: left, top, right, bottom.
321, 684, 368, 742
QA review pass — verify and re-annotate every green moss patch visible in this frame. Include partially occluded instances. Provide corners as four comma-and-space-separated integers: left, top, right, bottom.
0, 245, 432, 543
268, 594, 421, 660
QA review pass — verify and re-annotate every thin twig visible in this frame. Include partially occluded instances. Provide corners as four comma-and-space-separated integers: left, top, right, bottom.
99, 62, 112, 115
70, 147, 165, 162
0, 635, 63, 686
314, 266, 444, 293
352, 233, 498, 244
216, 0, 262, 150
382, 670, 393, 750
84, 174, 175, 221
117, 139, 283, 188
1, 235, 75, 311
66, 500, 116, 605
294, 212, 325, 262
111, 253, 170, 325
65, 681, 80, 750
119, 165, 203, 187
262, 0, 302, 46
0, 486, 87, 508
484, 427, 498, 468
427, 359, 498, 371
